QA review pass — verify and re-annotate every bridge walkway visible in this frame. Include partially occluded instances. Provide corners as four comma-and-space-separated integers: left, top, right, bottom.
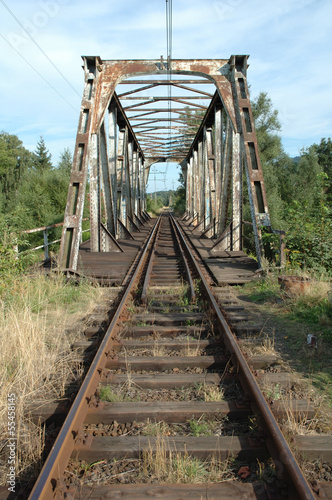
179, 220, 260, 286
77, 216, 259, 286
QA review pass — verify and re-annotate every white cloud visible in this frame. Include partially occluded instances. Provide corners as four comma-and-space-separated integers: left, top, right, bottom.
0, 0, 331, 165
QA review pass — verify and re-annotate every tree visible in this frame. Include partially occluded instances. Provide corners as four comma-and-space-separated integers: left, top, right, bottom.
251, 92, 282, 164
33, 136, 53, 172
173, 171, 186, 215
291, 146, 324, 211
58, 147, 72, 175
0, 132, 33, 211
313, 137, 332, 203
251, 92, 286, 227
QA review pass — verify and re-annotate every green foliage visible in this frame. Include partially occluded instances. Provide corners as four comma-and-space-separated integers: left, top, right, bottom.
0, 131, 33, 210
57, 147, 73, 175
33, 136, 53, 172
173, 171, 186, 215
0, 132, 72, 255
283, 196, 332, 273
250, 94, 331, 273
98, 386, 124, 402
189, 417, 214, 436
251, 92, 285, 228
146, 195, 163, 214
0, 215, 35, 292
146, 189, 175, 214
313, 137, 332, 203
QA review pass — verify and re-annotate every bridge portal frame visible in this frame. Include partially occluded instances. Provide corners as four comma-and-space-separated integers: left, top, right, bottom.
58, 56, 270, 270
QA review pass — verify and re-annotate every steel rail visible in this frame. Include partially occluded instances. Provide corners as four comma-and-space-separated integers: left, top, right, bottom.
170, 214, 315, 500
169, 214, 195, 302
141, 214, 163, 304
28, 215, 162, 500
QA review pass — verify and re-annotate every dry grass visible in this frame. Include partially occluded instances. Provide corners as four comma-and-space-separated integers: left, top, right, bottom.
241, 330, 276, 357
195, 383, 225, 402
141, 434, 235, 483
0, 272, 108, 485
152, 342, 166, 357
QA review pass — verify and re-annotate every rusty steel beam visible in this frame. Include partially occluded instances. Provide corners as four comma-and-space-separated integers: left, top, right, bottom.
120, 96, 211, 100
119, 79, 212, 84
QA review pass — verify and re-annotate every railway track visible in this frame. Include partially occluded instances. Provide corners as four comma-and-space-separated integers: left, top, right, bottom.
28, 213, 326, 499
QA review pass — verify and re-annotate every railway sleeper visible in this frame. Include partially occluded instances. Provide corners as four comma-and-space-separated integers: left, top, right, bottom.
67, 482, 287, 500
72, 435, 269, 462
104, 354, 280, 371
26, 398, 316, 426
101, 372, 295, 389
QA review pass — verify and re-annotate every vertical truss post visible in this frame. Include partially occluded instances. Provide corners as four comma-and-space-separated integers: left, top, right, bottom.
190, 156, 195, 218
127, 139, 134, 221
116, 127, 128, 237
232, 132, 242, 250
214, 104, 223, 234
108, 101, 118, 234
137, 156, 143, 214
186, 157, 193, 216
59, 56, 101, 269
89, 132, 100, 252
141, 163, 147, 213
230, 55, 270, 267
132, 150, 138, 216
198, 139, 204, 225
203, 127, 210, 230
206, 127, 216, 237
100, 121, 116, 250
218, 119, 232, 236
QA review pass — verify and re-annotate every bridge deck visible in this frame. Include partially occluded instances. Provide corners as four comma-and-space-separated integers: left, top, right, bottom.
77, 217, 259, 286
77, 220, 154, 285
179, 221, 259, 285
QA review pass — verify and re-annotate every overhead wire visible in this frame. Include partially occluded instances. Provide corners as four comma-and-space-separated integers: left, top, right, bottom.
0, 33, 78, 112
165, 0, 173, 183
0, 0, 81, 98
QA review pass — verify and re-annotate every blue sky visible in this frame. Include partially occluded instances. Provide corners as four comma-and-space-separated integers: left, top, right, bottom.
0, 0, 331, 192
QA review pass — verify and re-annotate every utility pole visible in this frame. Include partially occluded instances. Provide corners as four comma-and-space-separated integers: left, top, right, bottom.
154, 166, 157, 203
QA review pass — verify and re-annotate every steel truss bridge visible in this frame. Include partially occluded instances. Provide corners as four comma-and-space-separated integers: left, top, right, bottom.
58, 55, 275, 271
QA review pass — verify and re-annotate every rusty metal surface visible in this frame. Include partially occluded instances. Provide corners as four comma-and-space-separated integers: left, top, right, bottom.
31, 214, 313, 499
140, 215, 162, 304
172, 214, 315, 500
29, 217, 161, 500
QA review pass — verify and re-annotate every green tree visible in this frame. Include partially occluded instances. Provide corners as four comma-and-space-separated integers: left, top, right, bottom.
58, 147, 72, 175
313, 137, 332, 203
251, 92, 287, 227
252, 92, 282, 164
0, 132, 33, 210
173, 171, 186, 215
33, 136, 53, 172
291, 146, 324, 211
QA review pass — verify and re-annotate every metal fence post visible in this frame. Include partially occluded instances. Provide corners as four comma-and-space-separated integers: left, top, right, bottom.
43, 229, 49, 260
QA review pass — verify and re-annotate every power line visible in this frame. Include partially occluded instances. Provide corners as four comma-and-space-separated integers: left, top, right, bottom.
165, 0, 173, 175
0, 33, 78, 112
0, 0, 81, 98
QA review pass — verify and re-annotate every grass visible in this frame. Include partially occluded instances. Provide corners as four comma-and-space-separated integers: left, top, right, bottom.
239, 271, 332, 342
0, 271, 108, 485
99, 385, 141, 403
195, 383, 225, 401
234, 270, 332, 407
141, 435, 236, 483
188, 416, 215, 436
